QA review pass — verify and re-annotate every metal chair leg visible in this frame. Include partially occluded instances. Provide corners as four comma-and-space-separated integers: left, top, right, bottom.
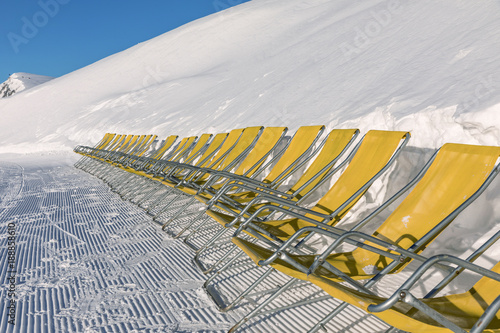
307, 302, 349, 333
228, 277, 299, 333
206, 267, 275, 312
183, 215, 215, 250
161, 196, 197, 230
196, 242, 239, 274
203, 251, 246, 287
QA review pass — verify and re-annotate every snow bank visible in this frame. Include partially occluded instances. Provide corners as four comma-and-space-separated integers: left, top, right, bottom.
0, 0, 499, 153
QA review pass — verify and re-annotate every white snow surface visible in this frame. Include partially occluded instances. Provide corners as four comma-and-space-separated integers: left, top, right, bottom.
0, 73, 54, 99
0, 155, 392, 332
1, 0, 500, 331
0, 0, 499, 152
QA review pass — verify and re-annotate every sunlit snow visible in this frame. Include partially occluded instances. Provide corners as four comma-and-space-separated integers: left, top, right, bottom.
1, 0, 500, 332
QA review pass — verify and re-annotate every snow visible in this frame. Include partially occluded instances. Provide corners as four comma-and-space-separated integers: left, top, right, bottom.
0, 155, 391, 332
0, 0, 500, 331
0, 73, 54, 98
0, 156, 233, 332
1, 0, 499, 153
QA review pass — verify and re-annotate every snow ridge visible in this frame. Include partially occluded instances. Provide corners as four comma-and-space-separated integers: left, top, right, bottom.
0, 73, 54, 98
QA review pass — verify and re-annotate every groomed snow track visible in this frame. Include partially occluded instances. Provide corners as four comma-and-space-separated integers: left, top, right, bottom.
0, 157, 394, 332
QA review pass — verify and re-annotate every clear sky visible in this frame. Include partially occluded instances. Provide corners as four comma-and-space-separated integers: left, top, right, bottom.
0, 0, 250, 81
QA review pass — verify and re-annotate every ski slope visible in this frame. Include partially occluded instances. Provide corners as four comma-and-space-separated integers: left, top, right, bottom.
0, 0, 500, 332
0, 155, 396, 332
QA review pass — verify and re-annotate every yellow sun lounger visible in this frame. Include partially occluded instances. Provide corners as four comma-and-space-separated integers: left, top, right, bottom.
161, 126, 327, 236
189, 128, 360, 271
309, 252, 500, 333
204, 130, 410, 311
229, 143, 500, 332
109, 133, 222, 204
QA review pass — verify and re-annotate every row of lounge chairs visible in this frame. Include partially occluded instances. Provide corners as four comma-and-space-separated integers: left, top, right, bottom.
74, 127, 500, 333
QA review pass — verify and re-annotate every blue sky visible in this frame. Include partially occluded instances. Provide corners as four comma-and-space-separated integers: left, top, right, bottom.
0, 0, 250, 81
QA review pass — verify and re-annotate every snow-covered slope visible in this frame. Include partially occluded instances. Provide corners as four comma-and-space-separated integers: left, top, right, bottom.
0, 0, 499, 153
0, 2, 500, 330
0, 72, 54, 98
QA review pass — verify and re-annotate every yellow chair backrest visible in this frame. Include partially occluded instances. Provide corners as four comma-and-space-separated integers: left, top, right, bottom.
166, 136, 195, 162
313, 130, 409, 220
133, 134, 157, 157
107, 134, 125, 151
95, 133, 114, 149
348, 143, 500, 270
214, 126, 263, 172
152, 135, 178, 160
117, 135, 136, 153
202, 129, 244, 169
233, 127, 287, 177
136, 135, 177, 170
126, 135, 143, 153
289, 129, 359, 199
263, 125, 325, 185
183, 133, 213, 164
196, 133, 229, 168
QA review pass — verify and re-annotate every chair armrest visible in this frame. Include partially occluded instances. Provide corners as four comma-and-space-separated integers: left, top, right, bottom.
233, 204, 332, 235
368, 254, 500, 313
471, 295, 500, 333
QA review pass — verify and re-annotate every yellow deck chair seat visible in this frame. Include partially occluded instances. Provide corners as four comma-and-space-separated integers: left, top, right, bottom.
232, 236, 391, 281
308, 260, 500, 333
233, 143, 500, 283
202, 128, 361, 227
189, 125, 330, 207
229, 130, 409, 243
172, 126, 288, 197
